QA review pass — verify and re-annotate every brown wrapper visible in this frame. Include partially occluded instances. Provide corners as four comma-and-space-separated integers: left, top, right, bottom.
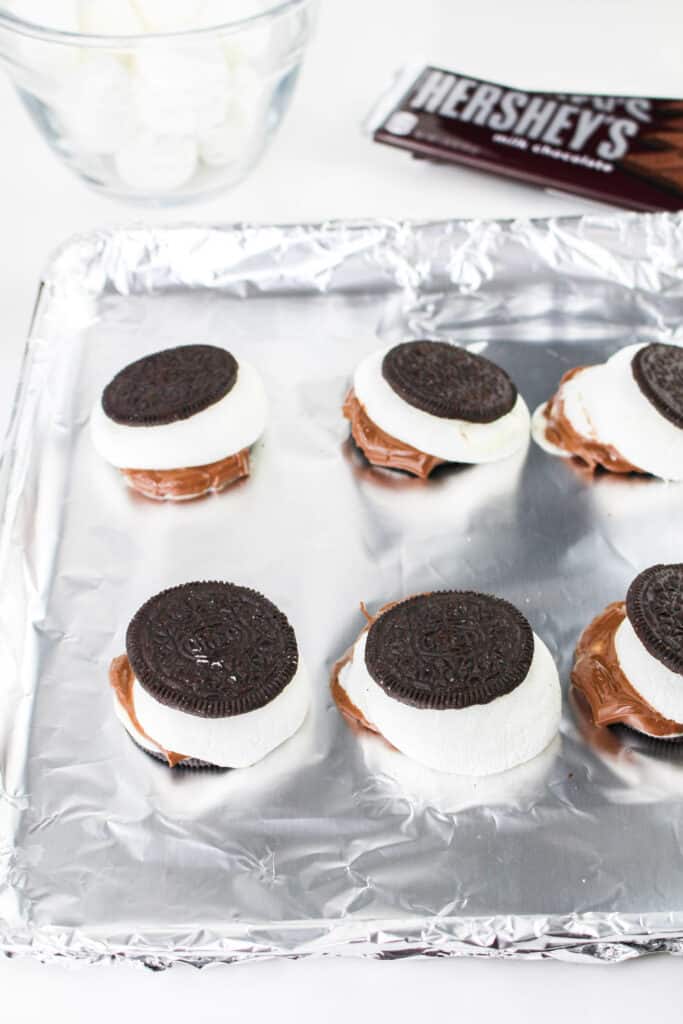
370, 66, 683, 212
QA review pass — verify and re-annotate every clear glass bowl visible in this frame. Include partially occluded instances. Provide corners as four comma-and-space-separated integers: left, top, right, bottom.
0, 1, 317, 204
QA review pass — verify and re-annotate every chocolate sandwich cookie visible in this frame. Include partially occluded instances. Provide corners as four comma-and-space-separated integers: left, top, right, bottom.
343, 341, 530, 478
331, 590, 561, 775
110, 581, 309, 768
572, 564, 683, 739
631, 343, 683, 430
91, 344, 268, 501
532, 342, 683, 480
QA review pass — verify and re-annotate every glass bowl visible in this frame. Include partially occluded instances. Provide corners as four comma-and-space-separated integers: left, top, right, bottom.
0, 1, 317, 204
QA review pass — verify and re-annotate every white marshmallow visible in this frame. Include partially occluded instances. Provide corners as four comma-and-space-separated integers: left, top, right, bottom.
78, 0, 145, 35
353, 346, 530, 464
535, 344, 683, 480
339, 630, 561, 776
199, 102, 253, 166
230, 25, 276, 69
55, 55, 135, 154
224, 6, 307, 71
113, 687, 161, 756
115, 131, 198, 191
615, 615, 683, 727
91, 357, 268, 470
133, 44, 230, 135
119, 660, 310, 768
132, 0, 202, 32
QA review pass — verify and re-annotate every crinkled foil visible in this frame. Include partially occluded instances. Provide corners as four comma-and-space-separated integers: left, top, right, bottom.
3, 214, 683, 969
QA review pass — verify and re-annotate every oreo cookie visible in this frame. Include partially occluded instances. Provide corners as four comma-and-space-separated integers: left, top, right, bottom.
364, 591, 534, 709
102, 344, 238, 426
631, 343, 683, 429
626, 564, 683, 674
126, 581, 299, 717
381, 341, 517, 422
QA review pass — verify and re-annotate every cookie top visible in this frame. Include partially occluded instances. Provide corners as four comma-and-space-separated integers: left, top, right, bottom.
126, 581, 299, 717
381, 341, 517, 422
626, 564, 683, 674
364, 591, 534, 709
102, 344, 238, 426
631, 343, 683, 429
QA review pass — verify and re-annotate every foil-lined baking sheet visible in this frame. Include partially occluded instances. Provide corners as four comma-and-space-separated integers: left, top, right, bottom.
2, 214, 683, 968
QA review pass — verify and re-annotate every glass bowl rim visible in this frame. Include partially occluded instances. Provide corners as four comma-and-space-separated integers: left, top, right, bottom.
0, 0, 309, 47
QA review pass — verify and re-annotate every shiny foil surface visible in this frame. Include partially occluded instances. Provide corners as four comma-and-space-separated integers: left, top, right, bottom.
2, 214, 683, 968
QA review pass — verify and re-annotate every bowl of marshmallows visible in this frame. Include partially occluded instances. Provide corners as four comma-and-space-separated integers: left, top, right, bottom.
0, 0, 316, 203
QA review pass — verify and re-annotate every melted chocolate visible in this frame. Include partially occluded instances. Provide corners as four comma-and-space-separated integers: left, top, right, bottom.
330, 652, 382, 737
109, 654, 188, 767
330, 597, 425, 748
342, 390, 444, 478
121, 448, 250, 501
572, 601, 683, 737
330, 653, 397, 752
543, 367, 642, 474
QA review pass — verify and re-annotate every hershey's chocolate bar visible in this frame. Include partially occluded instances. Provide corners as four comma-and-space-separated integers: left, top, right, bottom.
369, 66, 683, 212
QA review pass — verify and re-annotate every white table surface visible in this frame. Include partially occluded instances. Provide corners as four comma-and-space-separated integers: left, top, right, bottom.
2, 0, 683, 1019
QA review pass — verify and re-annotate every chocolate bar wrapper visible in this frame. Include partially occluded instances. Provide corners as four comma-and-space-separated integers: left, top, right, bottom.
367, 63, 683, 212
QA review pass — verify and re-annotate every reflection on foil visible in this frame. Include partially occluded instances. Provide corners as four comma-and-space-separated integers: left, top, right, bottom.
4, 215, 683, 967
570, 686, 683, 802
342, 434, 531, 538
355, 729, 562, 815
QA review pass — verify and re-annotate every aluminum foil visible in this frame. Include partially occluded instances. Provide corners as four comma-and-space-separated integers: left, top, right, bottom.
3, 213, 683, 969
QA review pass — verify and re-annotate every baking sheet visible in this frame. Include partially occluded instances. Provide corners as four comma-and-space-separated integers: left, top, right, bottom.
2, 214, 683, 968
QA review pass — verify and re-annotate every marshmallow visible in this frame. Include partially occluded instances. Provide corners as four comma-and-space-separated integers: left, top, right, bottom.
115, 131, 198, 191
225, 5, 307, 71
229, 24, 276, 69
78, 0, 145, 35
113, 688, 160, 757
8, 0, 297, 197
132, 0, 202, 33
536, 344, 683, 480
91, 357, 268, 470
55, 55, 135, 154
339, 631, 561, 776
133, 44, 230, 135
118, 661, 310, 768
199, 102, 253, 166
354, 346, 531, 464
616, 616, 683, 726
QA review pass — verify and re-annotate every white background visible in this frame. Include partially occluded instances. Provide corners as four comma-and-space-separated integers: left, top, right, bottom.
2, 0, 683, 1018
